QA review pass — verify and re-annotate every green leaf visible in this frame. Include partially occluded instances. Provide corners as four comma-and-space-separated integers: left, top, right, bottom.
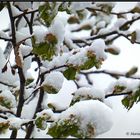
63, 67, 77, 80
48, 113, 95, 138
47, 115, 82, 138
113, 85, 126, 93
80, 52, 102, 70
35, 117, 47, 130
122, 96, 130, 109
39, 3, 58, 26
58, 2, 71, 14
43, 84, 58, 94
125, 67, 138, 77
25, 78, 34, 86
0, 96, 12, 109
32, 42, 55, 61
122, 88, 140, 110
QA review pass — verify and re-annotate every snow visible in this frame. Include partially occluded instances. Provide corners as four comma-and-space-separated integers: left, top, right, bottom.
68, 48, 88, 67
55, 100, 113, 137
42, 71, 64, 93
48, 13, 66, 53
70, 2, 92, 12
96, 2, 116, 8
0, 30, 10, 39
19, 44, 32, 56
0, 1, 140, 139
16, 31, 32, 44
44, 53, 70, 70
11, 5, 22, 17
72, 87, 105, 103
36, 109, 55, 121
0, 90, 16, 108
8, 117, 30, 130
106, 77, 140, 94
90, 39, 107, 60
21, 95, 39, 119
114, 18, 127, 30
96, 21, 106, 29
33, 25, 48, 44
18, 27, 32, 46
14, 2, 32, 11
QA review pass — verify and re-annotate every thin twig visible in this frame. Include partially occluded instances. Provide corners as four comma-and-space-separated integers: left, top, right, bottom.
80, 70, 140, 80
0, 81, 16, 88
0, 37, 12, 42
105, 91, 132, 98
13, 9, 38, 19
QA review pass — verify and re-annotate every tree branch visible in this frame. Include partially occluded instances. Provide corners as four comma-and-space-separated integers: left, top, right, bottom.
105, 91, 132, 98
0, 81, 16, 88
0, 37, 12, 42
13, 9, 38, 19
25, 75, 44, 138
7, 2, 26, 138
80, 70, 140, 80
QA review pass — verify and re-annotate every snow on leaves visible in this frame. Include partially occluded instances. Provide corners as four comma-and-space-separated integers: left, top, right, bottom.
1, 1, 140, 139
48, 100, 113, 138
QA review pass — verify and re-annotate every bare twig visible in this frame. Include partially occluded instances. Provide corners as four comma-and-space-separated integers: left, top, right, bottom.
7, 2, 26, 138
0, 81, 16, 88
105, 91, 132, 98
0, 37, 12, 42
80, 70, 140, 80
13, 9, 38, 19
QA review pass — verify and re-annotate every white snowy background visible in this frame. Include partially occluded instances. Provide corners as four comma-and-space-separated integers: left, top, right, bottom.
0, 2, 140, 138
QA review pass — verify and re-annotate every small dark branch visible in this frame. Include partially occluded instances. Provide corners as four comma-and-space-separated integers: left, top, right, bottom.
0, 114, 8, 119
21, 120, 34, 127
7, 2, 16, 46
0, 110, 16, 116
0, 37, 12, 42
74, 80, 81, 89
25, 76, 44, 138
120, 16, 140, 30
117, 33, 140, 44
16, 67, 25, 117
85, 74, 93, 85
105, 91, 132, 98
87, 7, 132, 16
53, 109, 67, 113
32, 55, 42, 86
87, 31, 118, 41
7, 2, 26, 138
0, 81, 16, 88
73, 31, 117, 44
23, 52, 33, 59
24, 86, 41, 104
2, 28, 10, 32
30, 12, 35, 34
80, 70, 140, 80
41, 65, 68, 76
13, 9, 38, 19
